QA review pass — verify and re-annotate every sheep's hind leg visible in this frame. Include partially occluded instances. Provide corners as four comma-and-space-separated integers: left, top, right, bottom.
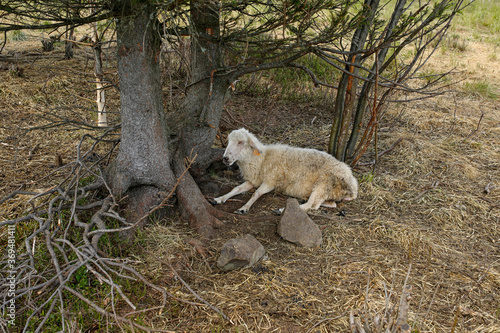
236, 183, 274, 214
321, 200, 337, 208
300, 187, 328, 211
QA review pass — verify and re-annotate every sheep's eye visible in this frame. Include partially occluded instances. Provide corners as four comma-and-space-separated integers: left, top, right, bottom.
237, 141, 244, 145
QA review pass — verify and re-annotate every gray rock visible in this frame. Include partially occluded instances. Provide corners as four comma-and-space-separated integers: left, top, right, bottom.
217, 234, 265, 271
278, 199, 322, 248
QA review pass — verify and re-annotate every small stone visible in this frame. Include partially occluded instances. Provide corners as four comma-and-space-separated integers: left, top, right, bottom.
278, 199, 322, 248
217, 234, 265, 271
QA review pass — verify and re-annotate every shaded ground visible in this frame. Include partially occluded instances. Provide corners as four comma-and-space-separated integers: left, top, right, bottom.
153, 90, 499, 332
1, 32, 499, 332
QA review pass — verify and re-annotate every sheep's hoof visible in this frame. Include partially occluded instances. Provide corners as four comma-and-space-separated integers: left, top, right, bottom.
272, 208, 284, 215
208, 198, 218, 206
234, 209, 247, 215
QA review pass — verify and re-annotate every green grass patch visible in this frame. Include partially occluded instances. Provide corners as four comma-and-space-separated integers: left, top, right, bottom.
9, 30, 27, 41
463, 80, 498, 99
239, 54, 339, 104
441, 33, 469, 52
360, 172, 375, 183
454, 0, 500, 38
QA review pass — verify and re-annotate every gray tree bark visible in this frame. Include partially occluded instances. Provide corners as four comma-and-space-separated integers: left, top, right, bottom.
107, 3, 176, 195
178, 0, 229, 176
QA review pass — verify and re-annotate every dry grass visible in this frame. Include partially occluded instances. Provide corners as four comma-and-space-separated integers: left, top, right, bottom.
1, 26, 499, 332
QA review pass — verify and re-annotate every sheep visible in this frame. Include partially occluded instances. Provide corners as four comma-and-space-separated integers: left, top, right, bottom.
212, 128, 358, 214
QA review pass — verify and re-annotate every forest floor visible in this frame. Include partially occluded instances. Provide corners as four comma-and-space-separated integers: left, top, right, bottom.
1, 27, 499, 332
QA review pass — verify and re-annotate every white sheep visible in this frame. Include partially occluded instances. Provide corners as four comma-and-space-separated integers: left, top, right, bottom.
212, 128, 358, 214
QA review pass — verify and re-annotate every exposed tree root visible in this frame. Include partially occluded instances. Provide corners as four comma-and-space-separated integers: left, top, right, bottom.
118, 185, 170, 241
173, 153, 224, 240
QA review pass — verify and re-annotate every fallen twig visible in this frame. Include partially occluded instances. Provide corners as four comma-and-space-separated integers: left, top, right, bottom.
484, 182, 494, 195
0, 189, 41, 206
223, 105, 252, 131
306, 315, 343, 333
357, 138, 404, 167
464, 109, 485, 141
348, 264, 413, 333
63, 286, 175, 333
159, 257, 234, 325
415, 180, 440, 200
393, 264, 412, 332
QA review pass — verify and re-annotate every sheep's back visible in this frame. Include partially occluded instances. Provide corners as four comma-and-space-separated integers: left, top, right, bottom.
260, 145, 351, 197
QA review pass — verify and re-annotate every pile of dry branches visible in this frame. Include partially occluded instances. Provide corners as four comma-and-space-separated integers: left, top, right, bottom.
0, 131, 224, 332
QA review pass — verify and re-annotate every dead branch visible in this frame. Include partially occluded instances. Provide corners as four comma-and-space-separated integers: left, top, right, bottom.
356, 138, 404, 167
464, 109, 485, 141
306, 315, 343, 333
63, 286, 174, 333
223, 105, 253, 131
415, 180, 440, 200
0, 190, 41, 206
393, 269, 412, 332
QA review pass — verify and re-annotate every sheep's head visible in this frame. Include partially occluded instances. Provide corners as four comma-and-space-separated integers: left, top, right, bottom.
223, 128, 263, 166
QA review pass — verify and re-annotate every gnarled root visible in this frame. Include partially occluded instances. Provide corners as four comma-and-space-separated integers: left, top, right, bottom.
174, 154, 224, 240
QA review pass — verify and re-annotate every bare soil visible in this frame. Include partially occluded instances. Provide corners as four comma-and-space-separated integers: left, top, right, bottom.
1, 33, 499, 332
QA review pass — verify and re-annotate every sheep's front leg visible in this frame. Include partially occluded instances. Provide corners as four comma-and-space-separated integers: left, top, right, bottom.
235, 183, 274, 215
212, 181, 254, 205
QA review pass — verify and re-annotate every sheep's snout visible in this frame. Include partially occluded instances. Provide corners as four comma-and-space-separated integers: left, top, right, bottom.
222, 150, 237, 166
222, 143, 240, 166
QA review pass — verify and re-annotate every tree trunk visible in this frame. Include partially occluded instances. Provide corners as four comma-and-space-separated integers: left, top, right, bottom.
107, 3, 176, 195
328, 0, 380, 162
178, 0, 229, 176
105, 2, 224, 239
64, 27, 75, 59
345, 0, 407, 160
93, 18, 107, 127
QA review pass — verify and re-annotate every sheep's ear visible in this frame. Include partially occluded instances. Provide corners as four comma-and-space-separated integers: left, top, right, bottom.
248, 139, 262, 156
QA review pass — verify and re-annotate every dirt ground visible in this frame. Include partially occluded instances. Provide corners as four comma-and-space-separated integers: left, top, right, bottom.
1, 31, 499, 332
